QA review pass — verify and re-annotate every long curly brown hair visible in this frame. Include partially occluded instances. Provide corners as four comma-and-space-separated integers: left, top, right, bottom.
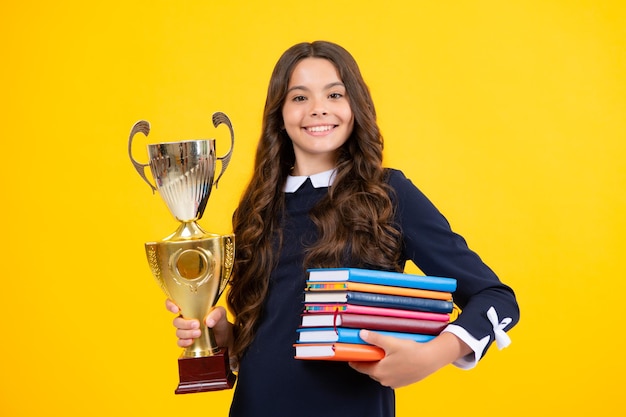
227, 41, 403, 361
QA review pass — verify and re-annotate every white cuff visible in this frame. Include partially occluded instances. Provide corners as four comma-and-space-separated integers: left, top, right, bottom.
443, 306, 514, 370
443, 324, 489, 370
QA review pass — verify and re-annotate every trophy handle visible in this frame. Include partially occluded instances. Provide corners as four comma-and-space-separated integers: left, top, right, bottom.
128, 120, 157, 194
217, 235, 235, 298
212, 112, 235, 189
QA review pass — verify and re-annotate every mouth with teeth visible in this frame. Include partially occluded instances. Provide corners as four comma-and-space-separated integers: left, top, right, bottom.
306, 125, 336, 133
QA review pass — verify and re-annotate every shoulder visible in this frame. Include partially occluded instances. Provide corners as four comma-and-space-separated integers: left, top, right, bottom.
384, 168, 424, 196
384, 168, 409, 186
384, 168, 444, 217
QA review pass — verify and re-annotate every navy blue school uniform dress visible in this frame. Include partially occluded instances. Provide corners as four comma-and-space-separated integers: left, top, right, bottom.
228, 169, 519, 417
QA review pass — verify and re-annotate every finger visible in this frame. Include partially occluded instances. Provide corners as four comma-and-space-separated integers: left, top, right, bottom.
173, 315, 200, 331
176, 327, 201, 341
348, 361, 375, 375
177, 337, 195, 348
165, 299, 180, 314
359, 330, 398, 354
359, 329, 393, 351
348, 361, 385, 386
174, 316, 201, 341
206, 306, 226, 328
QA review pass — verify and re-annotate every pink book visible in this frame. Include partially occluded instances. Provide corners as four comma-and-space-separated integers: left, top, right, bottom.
304, 303, 451, 322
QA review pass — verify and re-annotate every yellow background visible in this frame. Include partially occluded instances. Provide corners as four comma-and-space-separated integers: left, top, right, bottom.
2, 1, 624, 415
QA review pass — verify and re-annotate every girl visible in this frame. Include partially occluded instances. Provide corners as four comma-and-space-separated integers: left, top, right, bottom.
168, 41, 519, 417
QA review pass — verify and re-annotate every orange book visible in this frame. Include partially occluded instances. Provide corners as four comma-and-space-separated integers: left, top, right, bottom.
306, 281, 452, 300
294, 343, 384, 361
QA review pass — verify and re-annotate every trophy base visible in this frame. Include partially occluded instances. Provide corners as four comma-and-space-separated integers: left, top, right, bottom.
175, 348, 236, 394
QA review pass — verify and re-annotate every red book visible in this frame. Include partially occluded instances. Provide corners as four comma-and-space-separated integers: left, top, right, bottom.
300, 312, 448, 335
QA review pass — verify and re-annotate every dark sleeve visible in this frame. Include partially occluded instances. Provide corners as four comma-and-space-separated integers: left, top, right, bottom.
388, 169, 520, 358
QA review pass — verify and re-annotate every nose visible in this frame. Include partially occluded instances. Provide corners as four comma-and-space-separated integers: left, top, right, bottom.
310, 98, 328, 116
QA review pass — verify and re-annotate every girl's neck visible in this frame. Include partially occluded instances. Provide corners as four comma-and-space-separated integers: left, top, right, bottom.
291, 159, 337, 177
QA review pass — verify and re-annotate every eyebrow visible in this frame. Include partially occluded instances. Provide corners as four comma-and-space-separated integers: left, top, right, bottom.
286, 81, 345, 94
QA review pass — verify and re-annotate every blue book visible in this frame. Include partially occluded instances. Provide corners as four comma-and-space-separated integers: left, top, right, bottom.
296, 327, 435, 344
303, 291, 454, 313
307, 268, 457, 293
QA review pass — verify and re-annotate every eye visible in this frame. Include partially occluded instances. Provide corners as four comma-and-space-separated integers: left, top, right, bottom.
292, 95, 307, 102
329, 92, 344, 99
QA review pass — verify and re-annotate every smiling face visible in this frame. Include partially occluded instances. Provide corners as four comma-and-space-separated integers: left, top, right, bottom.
282, 57, 355, 176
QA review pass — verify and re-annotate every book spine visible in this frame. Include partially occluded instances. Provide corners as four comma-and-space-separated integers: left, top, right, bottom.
294, 343, 385, 361
346, 291, 453, 313
306, 281, 453, 301
339, 314, 448, 335
308, 268, 457, 292
344, 305, 451, 321
350, 269, 457, 292
303, 304, 451, 321
335, 328, 435, 344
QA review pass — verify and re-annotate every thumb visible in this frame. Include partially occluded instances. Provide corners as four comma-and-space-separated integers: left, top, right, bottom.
360, 329, 395, 351
206, 306, 227, 328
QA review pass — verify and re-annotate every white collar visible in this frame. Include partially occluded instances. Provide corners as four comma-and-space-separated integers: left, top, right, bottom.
283, 168, 337, 193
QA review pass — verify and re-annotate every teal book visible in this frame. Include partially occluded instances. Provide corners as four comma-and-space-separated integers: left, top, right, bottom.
306, 268, 457, 293
296, 327, 435, 344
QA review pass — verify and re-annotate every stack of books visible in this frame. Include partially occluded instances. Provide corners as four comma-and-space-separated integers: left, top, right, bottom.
293, 267, 457, 361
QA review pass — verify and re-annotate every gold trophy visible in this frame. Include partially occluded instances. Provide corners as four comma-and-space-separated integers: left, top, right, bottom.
128, 112, 236, 394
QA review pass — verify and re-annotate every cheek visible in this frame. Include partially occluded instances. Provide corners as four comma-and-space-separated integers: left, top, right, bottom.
340, 105, 355, 124
344, 111, 355, 132
282, 105, 300, 126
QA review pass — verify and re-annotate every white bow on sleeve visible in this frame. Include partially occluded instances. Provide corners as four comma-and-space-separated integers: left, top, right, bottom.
487, 306, 512, 349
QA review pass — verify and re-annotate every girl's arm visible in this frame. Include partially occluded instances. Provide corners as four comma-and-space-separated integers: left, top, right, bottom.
385, 169, 520, 370
349, 330, 472, 388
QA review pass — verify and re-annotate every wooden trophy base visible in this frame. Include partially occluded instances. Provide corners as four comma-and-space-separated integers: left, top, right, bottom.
175, 347, 236, 394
